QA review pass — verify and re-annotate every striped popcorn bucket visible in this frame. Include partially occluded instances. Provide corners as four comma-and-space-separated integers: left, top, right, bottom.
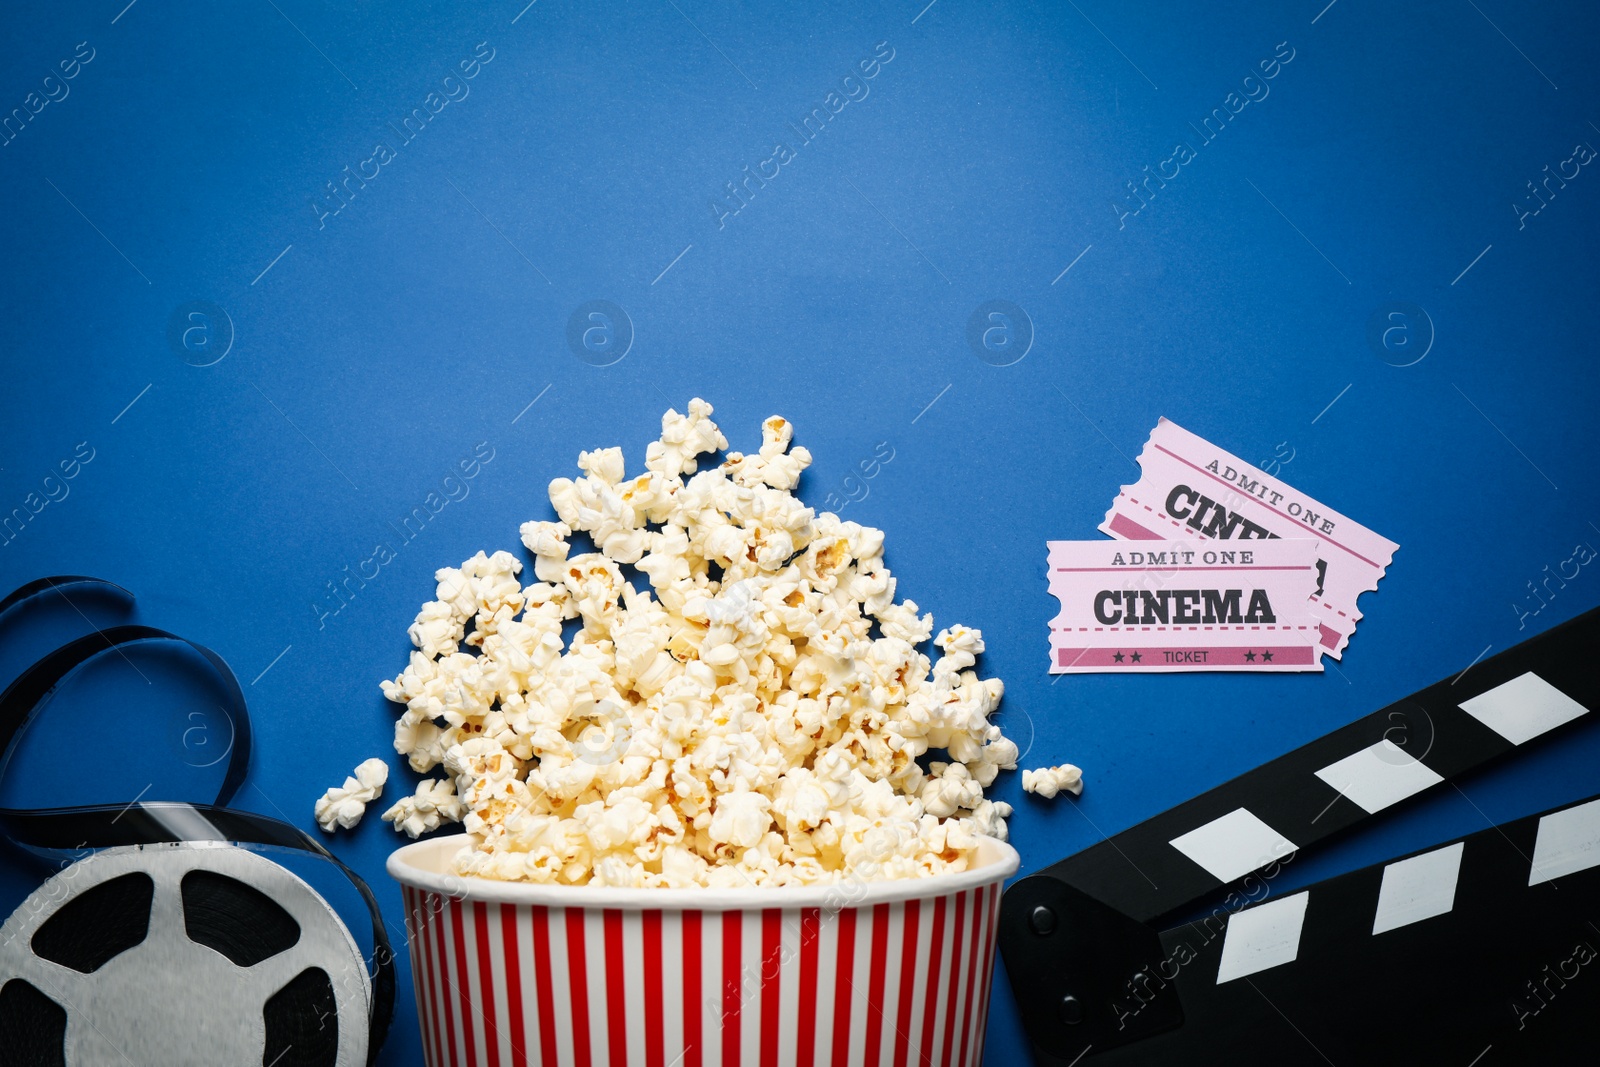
388, 836, 1020, 1067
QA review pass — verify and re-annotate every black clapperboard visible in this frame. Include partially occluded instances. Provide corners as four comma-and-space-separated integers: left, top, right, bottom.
999, 607, 1600, 1065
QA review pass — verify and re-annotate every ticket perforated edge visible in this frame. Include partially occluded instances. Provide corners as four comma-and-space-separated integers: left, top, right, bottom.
1099, 418, 1399, 660
1047, 539, 1325, 673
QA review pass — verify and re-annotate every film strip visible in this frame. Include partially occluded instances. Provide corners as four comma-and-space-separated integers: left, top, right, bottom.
999, 606, 1600, 1064
0, 576, 394, 1066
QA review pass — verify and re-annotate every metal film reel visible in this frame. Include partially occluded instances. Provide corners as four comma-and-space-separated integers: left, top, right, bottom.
0, 842, 370, 1067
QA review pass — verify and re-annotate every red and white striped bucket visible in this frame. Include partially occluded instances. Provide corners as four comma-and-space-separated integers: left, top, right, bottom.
389, 837, 1020, 1067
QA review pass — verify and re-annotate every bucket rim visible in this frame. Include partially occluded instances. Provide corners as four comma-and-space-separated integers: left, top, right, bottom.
387, 833, 1021, 910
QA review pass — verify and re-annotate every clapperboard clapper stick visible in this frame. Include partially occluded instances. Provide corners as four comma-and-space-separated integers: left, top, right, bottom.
999, 607, 1600, 1065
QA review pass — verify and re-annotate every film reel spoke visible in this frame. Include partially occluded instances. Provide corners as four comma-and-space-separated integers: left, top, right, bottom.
144, 873, 190, 956
9, 949, 88, 1006
247, 941, 323, 997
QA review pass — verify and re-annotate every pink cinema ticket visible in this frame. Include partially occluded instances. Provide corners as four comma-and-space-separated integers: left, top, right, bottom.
1100, 419, 1399, 659
1047, 539, 1325, 672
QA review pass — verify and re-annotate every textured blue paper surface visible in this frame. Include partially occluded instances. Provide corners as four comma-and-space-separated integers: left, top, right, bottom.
3, 2, 1598, 1062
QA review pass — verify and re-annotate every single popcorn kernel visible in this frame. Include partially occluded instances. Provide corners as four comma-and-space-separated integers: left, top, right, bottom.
1021, 764, 1085, 799
313, 758, 389, 833
350, 400, 1079, 886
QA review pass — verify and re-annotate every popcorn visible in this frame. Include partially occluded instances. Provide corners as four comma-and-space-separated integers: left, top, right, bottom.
969, 735, 1020, 788
724, 416, 814, 491
646, 398, 728, 477
1021, 764, 1084, 799
709, 792, 773, 850
313, 758, 389, 832
381, 778, 467, 839
920, 762, 983, 818
347, 401, 1072, 886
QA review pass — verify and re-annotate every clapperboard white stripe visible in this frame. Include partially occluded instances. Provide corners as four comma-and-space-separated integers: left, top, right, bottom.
1458, 670, 1588, 745
1213, 797, 1596, 980
1371, 841, 1463, 934
1168, 808, 1297, 883
1313, 739, 1443, 814
1214, 891, 1309, 983
1529, 795, 1600, 885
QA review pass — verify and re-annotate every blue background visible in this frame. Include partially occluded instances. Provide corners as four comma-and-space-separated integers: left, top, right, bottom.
3, 1, 1598, 1063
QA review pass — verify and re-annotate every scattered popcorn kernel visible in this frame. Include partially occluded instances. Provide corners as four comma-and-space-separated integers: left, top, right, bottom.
1021, 764, 1084, 800
313, 758, 390, 833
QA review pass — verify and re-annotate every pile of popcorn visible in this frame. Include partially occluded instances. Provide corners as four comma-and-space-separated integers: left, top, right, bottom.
323, 401, 1081, 887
